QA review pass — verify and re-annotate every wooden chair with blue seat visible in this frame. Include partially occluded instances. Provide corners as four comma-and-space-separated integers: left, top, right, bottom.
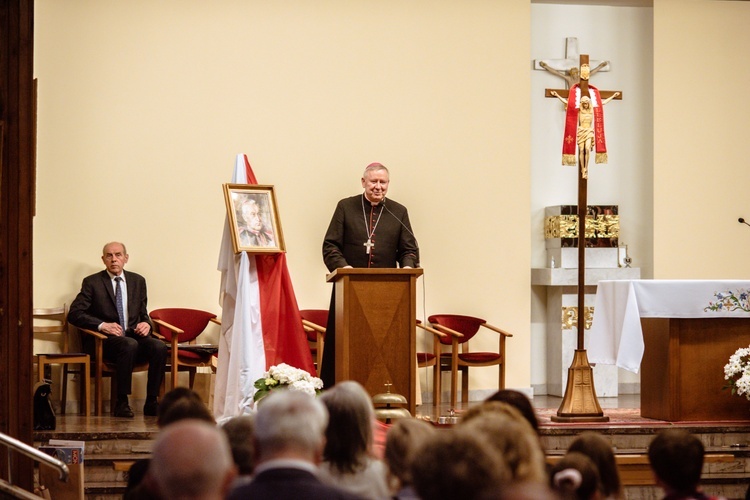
299, 309, 328, 374
428, 314, 513, 408
33, 304, 91, 415
150, 308, 221, 390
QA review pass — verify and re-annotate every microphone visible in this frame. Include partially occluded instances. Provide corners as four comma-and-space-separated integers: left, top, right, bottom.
739, 217, 750, 227
382, 199, 420, 266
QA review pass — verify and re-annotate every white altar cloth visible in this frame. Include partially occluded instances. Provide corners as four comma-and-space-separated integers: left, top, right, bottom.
588, 280, 750, 373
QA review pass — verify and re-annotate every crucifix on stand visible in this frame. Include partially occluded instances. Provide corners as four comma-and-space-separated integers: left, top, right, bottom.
545, 54, 621, 423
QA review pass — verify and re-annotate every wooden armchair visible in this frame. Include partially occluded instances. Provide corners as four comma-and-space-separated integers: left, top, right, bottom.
428, 314, 513, 408
299, 309, 328, 374
416, 320, 448, 407
150, 308, 220, 390
77, 327, 151, 416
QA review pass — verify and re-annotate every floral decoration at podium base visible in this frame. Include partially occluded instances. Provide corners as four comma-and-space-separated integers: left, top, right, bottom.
253, 363, 324, 403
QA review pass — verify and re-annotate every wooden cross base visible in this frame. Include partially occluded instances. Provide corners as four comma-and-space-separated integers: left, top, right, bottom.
551, 349, 610, 423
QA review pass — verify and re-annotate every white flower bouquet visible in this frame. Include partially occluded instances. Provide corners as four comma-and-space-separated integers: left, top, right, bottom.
724, 346, 750, 400
253, 363, 324, 402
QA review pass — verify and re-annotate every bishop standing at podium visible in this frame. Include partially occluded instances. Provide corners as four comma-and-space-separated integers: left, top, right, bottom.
320, 163, 419, 388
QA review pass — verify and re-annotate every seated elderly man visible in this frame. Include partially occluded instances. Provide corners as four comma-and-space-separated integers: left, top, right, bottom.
227, 390, 362, 500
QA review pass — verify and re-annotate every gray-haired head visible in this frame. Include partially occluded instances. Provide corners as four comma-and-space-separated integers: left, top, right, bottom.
362, 162, 389, 179
254, 390, 328, 461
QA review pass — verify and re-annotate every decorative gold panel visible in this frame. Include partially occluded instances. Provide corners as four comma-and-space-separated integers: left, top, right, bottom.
561, 306, 594, 330
545, 214, 619, 240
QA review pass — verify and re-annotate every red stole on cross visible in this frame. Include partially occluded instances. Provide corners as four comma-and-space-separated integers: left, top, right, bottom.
561, 84, 608, 166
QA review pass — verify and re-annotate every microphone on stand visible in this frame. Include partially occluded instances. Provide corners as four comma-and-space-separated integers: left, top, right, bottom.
382, 199, 420, 266
739, 217, 750, 227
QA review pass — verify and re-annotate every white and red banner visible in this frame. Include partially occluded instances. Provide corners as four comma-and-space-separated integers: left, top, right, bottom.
213, 154, 314, 422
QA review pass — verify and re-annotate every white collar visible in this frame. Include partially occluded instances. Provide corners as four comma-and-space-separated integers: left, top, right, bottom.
254, 458, 319, 476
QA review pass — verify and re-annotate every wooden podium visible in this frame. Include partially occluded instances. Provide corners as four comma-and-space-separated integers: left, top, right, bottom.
326, 268, 423, 415
641, 317, 750, 421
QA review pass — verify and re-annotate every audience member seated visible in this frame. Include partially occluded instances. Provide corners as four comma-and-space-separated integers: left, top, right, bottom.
411, 427, 510, 500
485, 389, 540, 434
221, 415, 256, 477
549, 451, 602, 500
124, 388, 214, 499
458, 411, 547, 485
156, 386, 207, 426
227, 390, 362, 500
567, 432, 623, 500
157, 393, 215, 427
149, 419, 237, 500
383, 418, 435, 499
460, 399, 529, 426
648, 429, 726, 500
318, 381, 389, 500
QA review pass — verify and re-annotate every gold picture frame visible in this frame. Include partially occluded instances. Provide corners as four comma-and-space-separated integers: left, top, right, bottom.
223, 184, 286, 254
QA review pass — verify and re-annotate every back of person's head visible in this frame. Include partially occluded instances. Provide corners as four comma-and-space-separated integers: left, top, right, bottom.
150, 419, 236, 500
220, 415, 255, 476
411, 428, 510, 500
567, 432, 622, 499
254, 390, 328, 462
460, 400, 527, 427
319, 380, 375, 473
485, 389, 540, 434
157, 388, 207, 427
549, 451, 601, 500
459, 412, 546, 484
384, 418, 436, 492
648, 429, 705, 496
158, 396, 215, 427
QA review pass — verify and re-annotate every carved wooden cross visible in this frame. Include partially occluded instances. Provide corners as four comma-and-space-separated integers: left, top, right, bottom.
544, 53, 622, 346
544, 54, 622, 422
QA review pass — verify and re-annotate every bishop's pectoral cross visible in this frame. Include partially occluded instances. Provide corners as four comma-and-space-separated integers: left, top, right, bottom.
364, 239, 374, 254
544, 54, 622, 422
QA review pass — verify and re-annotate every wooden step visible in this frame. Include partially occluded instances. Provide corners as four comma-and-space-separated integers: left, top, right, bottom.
84, 480, 125, 499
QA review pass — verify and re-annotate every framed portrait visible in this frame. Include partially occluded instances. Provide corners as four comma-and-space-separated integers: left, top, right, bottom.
223, 184, 286, 254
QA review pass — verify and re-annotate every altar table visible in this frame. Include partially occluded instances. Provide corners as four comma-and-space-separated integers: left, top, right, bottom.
589, 280, 750, 421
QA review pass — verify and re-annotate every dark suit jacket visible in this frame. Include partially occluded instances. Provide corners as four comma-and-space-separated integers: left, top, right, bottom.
68, 269, 152, 334
322, 194, 419, 271
227, 467, 363, 500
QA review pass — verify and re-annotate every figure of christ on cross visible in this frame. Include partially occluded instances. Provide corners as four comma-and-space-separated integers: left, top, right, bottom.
544, 54, 622, 422
535, 37, 610, 89
545, 57, 621, 178
549, 78, 620, 179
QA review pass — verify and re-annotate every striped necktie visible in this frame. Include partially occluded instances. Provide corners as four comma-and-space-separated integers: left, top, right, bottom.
115, 276, 126, 329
